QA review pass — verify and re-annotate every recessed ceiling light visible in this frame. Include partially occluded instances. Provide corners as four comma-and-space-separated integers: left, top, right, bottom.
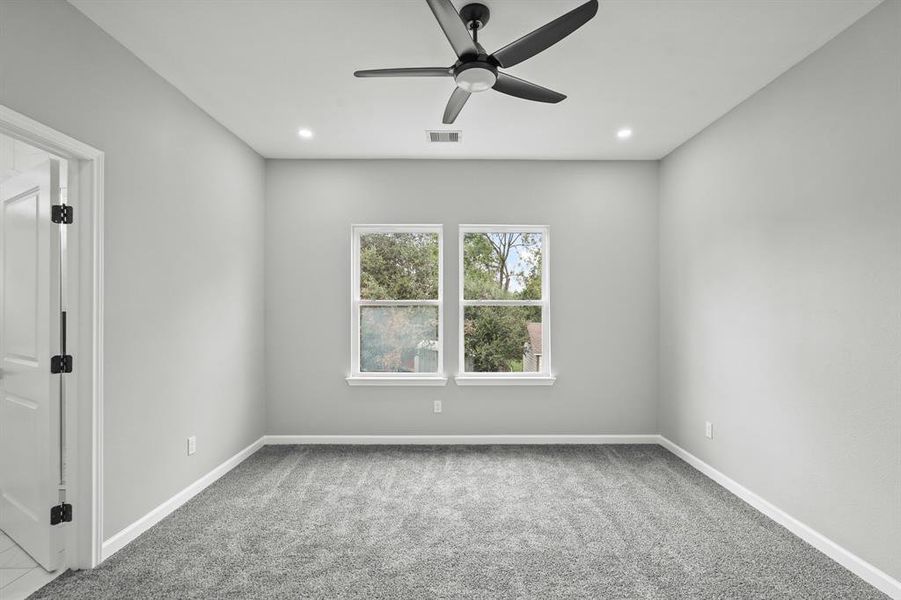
617, 128, 633, 140
298, 128, 314, 139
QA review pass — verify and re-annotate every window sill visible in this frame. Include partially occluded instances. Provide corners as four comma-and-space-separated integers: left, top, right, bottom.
346, 376, 448, 387
454, 375, 557, 386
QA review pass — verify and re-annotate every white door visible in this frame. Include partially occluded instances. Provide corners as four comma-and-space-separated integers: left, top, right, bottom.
0, 159, 63, 571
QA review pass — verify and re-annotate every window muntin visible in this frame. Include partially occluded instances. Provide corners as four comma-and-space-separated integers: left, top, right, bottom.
351, 226, 443, 378
459, 226, 550, 377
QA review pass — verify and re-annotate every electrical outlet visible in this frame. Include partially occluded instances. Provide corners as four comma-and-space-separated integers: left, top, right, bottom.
187, 436, 197, 455
705, 422, 713, 439
433, 400, 442, 414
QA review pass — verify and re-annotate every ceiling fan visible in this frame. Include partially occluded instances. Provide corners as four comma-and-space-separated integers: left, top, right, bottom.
354, 0, 599, 124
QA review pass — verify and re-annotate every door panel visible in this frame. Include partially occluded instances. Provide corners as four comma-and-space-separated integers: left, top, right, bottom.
4, 191, 39, 360
0, 159, 63, 571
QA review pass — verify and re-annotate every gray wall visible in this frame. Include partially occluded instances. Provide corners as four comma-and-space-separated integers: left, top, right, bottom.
0, 0, 267, 538
659, 0, 901, 580
3, 0, 896, 579
266, 160, 659, 435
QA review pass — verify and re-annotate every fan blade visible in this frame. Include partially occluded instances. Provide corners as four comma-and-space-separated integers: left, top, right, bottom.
443, 87, 471, 124
491, 0, 598, 68
354, 67, 452, 78
493, 73, 566, 103
426, 0, 479, 58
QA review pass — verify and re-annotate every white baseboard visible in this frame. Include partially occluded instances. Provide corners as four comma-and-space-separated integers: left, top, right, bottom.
658, 436, 901, 600
100, 436, 265, 562
262, 434, 661, 445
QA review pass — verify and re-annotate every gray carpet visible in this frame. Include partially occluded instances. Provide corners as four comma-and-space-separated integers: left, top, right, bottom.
31, 445, 887, 599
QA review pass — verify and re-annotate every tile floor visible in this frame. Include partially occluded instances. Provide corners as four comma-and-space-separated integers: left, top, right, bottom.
0, 531, 59, 600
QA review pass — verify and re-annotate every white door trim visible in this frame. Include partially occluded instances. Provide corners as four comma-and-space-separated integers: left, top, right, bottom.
0, 104, 104, 569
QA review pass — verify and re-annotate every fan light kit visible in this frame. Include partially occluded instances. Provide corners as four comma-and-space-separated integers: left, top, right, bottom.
354, 0, 599, 124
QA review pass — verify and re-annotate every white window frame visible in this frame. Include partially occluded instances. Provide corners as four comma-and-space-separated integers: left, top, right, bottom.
456, 225, 555, 386
347, 224, 447, 386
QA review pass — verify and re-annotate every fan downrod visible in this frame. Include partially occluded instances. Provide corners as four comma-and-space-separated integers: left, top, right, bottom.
459, 3, 490, 31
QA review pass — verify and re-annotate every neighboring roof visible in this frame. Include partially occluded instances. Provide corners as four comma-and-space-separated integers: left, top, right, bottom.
526, 322, 542, 355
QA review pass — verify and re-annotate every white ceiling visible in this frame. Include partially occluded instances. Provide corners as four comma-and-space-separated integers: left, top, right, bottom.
69, 0, 878, 160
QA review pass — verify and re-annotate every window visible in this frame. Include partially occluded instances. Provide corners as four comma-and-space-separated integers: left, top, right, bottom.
457, 226, 554, 385
348, 225, 446, 385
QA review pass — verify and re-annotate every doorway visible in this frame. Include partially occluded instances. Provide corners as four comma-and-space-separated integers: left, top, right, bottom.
0, 135, 69, 596
0, 106, 104, 597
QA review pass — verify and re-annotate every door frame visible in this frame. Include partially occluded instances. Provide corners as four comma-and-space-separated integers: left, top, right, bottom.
0, 104, 104, 569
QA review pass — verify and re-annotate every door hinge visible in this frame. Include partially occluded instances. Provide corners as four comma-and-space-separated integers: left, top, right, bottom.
51, 204, 73, 225
50, 503, 73, 525
51, 354, 73, 374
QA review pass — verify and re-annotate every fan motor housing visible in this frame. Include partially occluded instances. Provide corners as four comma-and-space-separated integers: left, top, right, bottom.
454, 61, 498, 93
459, 3, 490, 29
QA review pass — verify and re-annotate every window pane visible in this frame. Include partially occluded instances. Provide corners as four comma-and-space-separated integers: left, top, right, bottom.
463, 306, 542, 373
361, 306, 439, 373
361, 232, 439, 300
463, 232, 542, 300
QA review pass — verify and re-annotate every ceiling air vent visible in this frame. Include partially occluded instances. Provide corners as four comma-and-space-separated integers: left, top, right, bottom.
427, 130, 462, 143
